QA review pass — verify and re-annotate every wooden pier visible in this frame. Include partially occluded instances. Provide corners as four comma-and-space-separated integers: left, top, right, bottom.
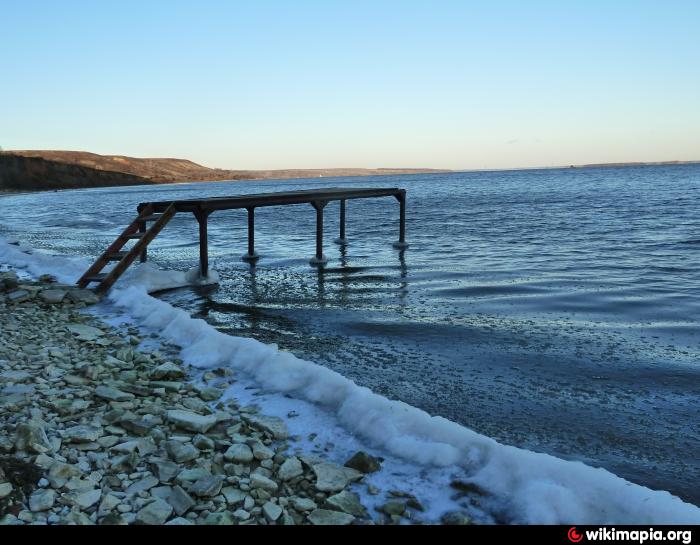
77, 187, 408, 293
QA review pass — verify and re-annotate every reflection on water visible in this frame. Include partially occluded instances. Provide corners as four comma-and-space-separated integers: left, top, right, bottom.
1, 164, 699, 504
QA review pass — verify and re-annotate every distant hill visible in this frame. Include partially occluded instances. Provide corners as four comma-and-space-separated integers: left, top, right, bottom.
0, 150, 449, 192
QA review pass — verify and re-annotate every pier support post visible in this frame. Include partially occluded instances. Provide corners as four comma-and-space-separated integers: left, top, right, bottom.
310, 200, 328, 266
242, 207, 260, 263
392, 191, 409, 249
334, 199, 348, 246
195, 209, 211, 278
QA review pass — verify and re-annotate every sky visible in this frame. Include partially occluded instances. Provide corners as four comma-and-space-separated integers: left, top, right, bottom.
1, 0, 699, 170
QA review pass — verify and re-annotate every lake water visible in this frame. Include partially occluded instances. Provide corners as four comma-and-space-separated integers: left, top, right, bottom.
2, 164, 699, 504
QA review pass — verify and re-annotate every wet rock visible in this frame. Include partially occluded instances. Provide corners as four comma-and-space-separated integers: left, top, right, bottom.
149, 363, 185, 381
441, 511, 472, 525
278, 456, 303, 481
326, 490, 367, 518
344, 451, 382, 474
242, 414, 288, 440
153, 460, 180, 483
308, 509, 355, 526
7, 290, 31, 303
221, 486, 246, 506
381, 501, 405, 516
312, 462, 363, 492
126, 476, 159, 496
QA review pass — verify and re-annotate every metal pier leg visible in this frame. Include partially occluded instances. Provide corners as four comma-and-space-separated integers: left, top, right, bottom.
139, 221, 148, 262
196, 210, 210, 278
393, 191, 409, 249
310, 201, 328, 266
242, 207, 259, 263
334, 199, 348, 245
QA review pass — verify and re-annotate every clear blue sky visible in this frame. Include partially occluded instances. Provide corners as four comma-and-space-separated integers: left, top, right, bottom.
2, 0, 699, 170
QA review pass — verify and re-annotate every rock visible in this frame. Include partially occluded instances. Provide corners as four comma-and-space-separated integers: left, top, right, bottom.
195, 385, 222, 402
263, 501, 283, 522
7, 290, 31, 303
153, 460, 180, 483
0, 370, 32, 383
98, 494, 121, 515
381, 501, 405, 516
308, 509, 355, 526
163, 441, 199, 464
166, 410, 218, 433
0, 482, 13, 499
167, 486, 196, 516
94, 385, 134, 402
62, 425, 103, 443
66, 323, 104, 341
149, 363, 185, 380
223, 443, 253, 463
252, 442, 275, 461
242, 414, 288, 439
292, 497, 317, 512
221, 486, 246, 506
47, 461, 82, 488
441, 511, 472, 525
15, 421, 53, 453
135, 499, 173, 525
326, 490, 367, 518
202, 512, 236, 525
29, 489, 56, 512
233, 509, 250, 521
65, 489, 102, 510
126, 476, 159, 496
39, 289, 67, 304
312, 462, 363, 492
175, 468, 212, 483
100, 513, 129, 525
250, 473, 278, 493
189, 475, 224, 498
192, 434, 214, 451
63, 510, 94, 525
344, 451, 382, 474
67, 289, 100, 305
278, 456, 303, 481
165, 517, 194, 525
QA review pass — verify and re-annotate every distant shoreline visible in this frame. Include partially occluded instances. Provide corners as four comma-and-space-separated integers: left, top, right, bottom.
1, 149, 699, 194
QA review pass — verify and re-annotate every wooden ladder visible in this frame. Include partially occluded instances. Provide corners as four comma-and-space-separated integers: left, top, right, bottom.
77, 203, 177, 293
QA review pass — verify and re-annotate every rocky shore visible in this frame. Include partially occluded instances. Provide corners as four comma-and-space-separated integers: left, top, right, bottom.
0, 270, 469, 525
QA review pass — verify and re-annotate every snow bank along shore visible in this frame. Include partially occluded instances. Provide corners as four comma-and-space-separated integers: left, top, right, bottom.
1, 236, 700, 525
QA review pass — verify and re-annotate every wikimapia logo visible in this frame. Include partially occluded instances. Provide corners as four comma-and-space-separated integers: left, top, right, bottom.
567, 527, 693, 544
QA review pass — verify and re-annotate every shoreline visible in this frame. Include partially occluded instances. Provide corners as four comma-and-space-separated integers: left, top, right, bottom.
0, 270, 442, 525
2, 237, 700, 525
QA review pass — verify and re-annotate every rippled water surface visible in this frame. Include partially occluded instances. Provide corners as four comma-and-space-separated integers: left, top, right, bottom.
2, 164, 699, 503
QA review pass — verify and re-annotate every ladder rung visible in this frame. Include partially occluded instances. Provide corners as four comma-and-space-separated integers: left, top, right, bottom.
140, 214, 164, 222
83, 273, 108, 283
106, 252, 128, 261
123, 233, 144, 240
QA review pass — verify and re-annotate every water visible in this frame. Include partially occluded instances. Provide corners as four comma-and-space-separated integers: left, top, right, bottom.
2, 164, 699, 504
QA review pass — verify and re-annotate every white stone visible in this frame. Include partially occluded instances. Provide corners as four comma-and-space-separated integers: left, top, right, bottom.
278, 457, 304, 481
224, 443, 253, 463
166, 410, 217, 433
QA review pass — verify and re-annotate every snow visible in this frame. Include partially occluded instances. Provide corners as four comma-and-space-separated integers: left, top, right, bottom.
2, 235, 700, 524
